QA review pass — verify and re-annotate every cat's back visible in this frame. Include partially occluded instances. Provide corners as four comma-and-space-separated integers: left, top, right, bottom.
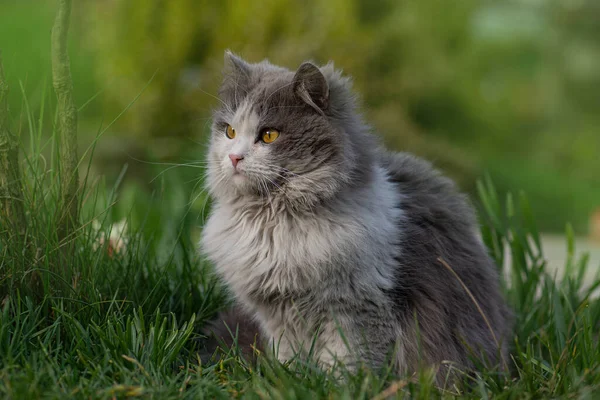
381, 151, 477, 234
380, 151, 511, 368
381, 150, 496, 288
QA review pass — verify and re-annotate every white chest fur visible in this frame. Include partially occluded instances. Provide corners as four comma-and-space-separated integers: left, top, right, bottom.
201, 166, 402, 304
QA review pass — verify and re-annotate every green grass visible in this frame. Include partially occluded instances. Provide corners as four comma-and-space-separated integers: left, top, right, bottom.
1, 94, 600, 399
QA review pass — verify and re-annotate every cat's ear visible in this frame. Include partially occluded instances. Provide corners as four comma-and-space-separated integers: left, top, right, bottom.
220, 50, 252, 105
293, 62, 329, 115
224, 50, 252, 79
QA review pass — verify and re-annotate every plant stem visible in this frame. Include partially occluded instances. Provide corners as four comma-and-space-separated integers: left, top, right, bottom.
51, 0, 79, 238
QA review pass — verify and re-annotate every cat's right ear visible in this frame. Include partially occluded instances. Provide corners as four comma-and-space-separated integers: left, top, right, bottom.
224, 50, 252, 79
220, 50, 252, 106
293, 62, 329, 115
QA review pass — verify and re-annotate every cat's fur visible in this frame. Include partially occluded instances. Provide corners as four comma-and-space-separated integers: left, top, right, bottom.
200, 51, 511, 381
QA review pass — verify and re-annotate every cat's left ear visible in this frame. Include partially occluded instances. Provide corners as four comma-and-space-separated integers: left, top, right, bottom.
293, 62, 329, 115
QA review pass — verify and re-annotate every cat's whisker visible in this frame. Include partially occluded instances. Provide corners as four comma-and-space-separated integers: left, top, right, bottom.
190, 172, 224, 212
264, 105, 307, 113
264, 176, 283, 192
197, 184, 214, 221
262, 178, 278, 214
150, 163, 208, 183
269, 172, 296, 187
263, 80, 296, 105
273, 169, 319, 186
197, 86, 234, 115
129, 156, 209, 168
188, 186, 207, 208
232, 76, 249, 108
259, 179, 269, 202
183, 175, 205, 185
174, 157, 212, 163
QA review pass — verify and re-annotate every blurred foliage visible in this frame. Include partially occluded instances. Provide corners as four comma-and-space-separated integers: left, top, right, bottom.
81, 0, 482, 182
0, 0, 599, 232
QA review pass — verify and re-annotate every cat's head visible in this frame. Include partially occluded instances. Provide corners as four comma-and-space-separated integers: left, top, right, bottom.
206, 51, 374, 210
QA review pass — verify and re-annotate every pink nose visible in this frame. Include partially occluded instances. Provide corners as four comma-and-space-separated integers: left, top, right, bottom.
229, 153, 244, 168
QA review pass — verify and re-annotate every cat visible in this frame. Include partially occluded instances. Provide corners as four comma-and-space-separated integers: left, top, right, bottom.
200, 51, 512, 382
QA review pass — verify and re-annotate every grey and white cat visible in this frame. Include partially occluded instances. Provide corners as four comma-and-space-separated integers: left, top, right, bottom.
200, 51, 511, 381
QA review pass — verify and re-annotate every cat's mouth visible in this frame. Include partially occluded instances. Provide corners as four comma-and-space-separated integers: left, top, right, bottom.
230, 168, 248, 186
232, 172, 245, 183
229, 169, 285, 196
227, 167, 261, 193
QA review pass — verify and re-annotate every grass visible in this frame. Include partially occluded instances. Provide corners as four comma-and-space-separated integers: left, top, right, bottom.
1, 91, 600, 399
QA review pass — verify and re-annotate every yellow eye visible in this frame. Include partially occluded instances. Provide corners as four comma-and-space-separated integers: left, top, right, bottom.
261, 128, 280, 144
226, 124, 236, 139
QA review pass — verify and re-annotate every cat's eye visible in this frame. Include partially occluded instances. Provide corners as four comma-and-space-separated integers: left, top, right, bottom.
261, 128, 280, 144
225, 124, 236, 139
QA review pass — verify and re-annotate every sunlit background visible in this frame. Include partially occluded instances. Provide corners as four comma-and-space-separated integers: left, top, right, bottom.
1, 0, 599, 241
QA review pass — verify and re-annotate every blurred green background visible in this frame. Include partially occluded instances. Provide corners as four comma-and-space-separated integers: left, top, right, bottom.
1, 0, 599, 234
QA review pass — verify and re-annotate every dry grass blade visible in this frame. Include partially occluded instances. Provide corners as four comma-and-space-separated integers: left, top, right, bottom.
437, 257, 508, 370
371, 379, 408, 400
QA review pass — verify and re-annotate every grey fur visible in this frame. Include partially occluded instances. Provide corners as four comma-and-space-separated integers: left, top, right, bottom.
200, 306, 263, 363
201, 52, 511, 382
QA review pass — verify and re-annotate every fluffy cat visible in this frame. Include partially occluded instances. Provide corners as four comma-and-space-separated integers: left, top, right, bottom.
200, 51, 511, 382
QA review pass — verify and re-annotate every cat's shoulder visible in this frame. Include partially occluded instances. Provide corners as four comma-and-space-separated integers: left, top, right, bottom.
380, 151, 452, 190
380, 151, 476, 225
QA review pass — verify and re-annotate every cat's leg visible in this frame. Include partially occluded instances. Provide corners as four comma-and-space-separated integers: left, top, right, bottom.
267, 322, 354, 369
269, 334, 297, 362
260, 319, 302, 363
313, 320, 361, 371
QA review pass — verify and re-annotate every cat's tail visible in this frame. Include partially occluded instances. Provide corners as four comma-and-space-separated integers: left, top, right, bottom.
199, 305, 263, 363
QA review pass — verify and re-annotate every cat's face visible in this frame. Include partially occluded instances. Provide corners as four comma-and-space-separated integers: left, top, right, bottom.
206, 52, 361, 209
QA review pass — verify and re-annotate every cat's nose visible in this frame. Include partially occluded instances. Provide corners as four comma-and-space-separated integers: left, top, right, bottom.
228, 153, 244, 168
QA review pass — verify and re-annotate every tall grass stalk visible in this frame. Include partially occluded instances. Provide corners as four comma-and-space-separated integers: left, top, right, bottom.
51, 0, 79, 239
0, 54, 26, 240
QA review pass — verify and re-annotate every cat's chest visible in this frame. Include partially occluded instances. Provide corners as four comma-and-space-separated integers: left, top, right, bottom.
201, 204, 362, 295
201, 170, 403, 299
